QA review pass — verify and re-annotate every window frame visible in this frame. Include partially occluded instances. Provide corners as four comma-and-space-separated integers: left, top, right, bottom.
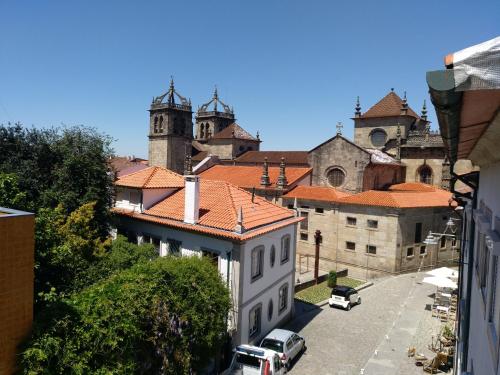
251, 245, 264, 282
280, 235, 291, 265
300, 211, 309, 231
346, 241, 356, 251
167, 238, 182, 256
278, 283, 289, 314
406, 247, 414, 258
367, 219, 378, 229
366, 245, 377, 255
248, 303, 262, 339
415, 222, 422, 243
327, 167, 346, 187
346, 216, 357, 226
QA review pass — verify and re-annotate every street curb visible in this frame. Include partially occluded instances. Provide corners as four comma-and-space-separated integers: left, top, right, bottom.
314, 281, 374, 308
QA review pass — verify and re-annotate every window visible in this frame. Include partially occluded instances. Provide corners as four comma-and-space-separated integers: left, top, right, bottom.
451, 238, 457, 248
287, 204, 294, 209
480, 240, 490, 298
315, 207, 324, 214
415, 222, 422, 243
366, 245, 376, 255
270, 245, 276, 267
370, 129, 387, 147
167, 239, 182, 256
407, 247, 414, 257
420, 245, 426, 255
301, 205, 310, 209
129, 190, 141, 205
418, 165, 433, 184
279, 284, 289, 313
159, 116, 164, 132
347, 217, 357, 226
300, 232, 308, 241
249, 304, 262, 338
488, 256, 498, 328
367, 220, 378, 229
327, 168, 346, 187
346, 241, 356, 251
268, 299, 274, 321
281, 235, 290, 264
251, 246, 264, 281
440, 236, 447, 249
202, 250, 219, 268
300, 211, 309, 231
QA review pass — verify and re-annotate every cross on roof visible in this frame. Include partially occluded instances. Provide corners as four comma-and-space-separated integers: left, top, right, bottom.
336, 122, 343, 135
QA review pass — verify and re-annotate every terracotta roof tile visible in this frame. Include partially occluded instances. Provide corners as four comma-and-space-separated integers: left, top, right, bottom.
115, 166, 184, 189
144, 179, 295, 232
212, 123, 258, 140
339, 186, 454, 208
235, 151, 309, 165
388, 182, 437, 192
199, 165, 312, 189
361, 91, 420, 119
283, 186, 351, 202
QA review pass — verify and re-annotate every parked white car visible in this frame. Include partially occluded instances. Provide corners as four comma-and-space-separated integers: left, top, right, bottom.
328, 285, 361, 311
259, 329, 306, 370
223, 344, 286, 375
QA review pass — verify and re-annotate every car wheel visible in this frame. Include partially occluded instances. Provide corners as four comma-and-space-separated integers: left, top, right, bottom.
346, 303, 351, 311
302, 342, 307, 352
358, 297, 362, 305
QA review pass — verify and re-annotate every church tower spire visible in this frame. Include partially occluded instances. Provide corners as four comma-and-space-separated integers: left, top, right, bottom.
355, 96, 361, 117
195, 86, 235, 141
148, 79, 193, 173
400, 91, 408, 115
421, 100, 428, 121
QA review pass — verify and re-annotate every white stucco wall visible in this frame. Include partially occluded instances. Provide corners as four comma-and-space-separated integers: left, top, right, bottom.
237, 224, 297, 345
465, 162, 500, 375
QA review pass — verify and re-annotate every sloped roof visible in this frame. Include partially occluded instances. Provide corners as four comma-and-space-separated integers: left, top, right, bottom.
365, 148, 402, 165
199, 165, 312, 189
283, 186, 351, 202
339, 185, 454, 208
192, 151, 209, 162
115, 166, 184, 189
235, 151, 309, 165
360, 91, 420, 119
388, 182, 437, 192
144, 180, 295, 232
212, 123, 258, 141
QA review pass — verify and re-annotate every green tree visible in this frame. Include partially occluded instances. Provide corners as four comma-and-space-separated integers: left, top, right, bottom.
0, 172, 27, 208
21, 256, 231, 374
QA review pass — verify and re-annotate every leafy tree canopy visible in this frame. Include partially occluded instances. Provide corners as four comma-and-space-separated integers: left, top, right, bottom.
21, 256, 231, 375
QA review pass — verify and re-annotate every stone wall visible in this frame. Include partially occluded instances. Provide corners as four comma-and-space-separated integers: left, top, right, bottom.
148, 135, 192, 174
353, 116, 415, 149
402, 157, 444, 187
362, 164, 405, 190
0, 211, 34, 375
308, 136, 370, 193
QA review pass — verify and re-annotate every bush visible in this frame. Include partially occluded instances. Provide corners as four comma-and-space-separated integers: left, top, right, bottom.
327, 270, 337, 288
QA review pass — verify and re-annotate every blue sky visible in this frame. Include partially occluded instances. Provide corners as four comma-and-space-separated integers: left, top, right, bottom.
1, 1, 498, 158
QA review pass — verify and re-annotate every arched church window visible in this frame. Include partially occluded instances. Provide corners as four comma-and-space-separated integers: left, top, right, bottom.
159, 116, 164, 132
418, 165, 433, 185
370, 129, 387, 147
153, 116, 158, 133
200, 124, 205, 138
327, 168, 346, 187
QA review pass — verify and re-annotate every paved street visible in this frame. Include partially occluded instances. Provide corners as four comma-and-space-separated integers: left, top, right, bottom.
285, 271, 440, 375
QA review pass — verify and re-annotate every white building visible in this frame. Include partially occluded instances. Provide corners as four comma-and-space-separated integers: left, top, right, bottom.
111, 164, 301, 346
428, 36, 500, 375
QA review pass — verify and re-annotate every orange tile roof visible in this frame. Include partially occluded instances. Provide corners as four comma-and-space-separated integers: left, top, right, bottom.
283, 186, 351, 202
199, 165, 312, 189
388, 182, 437, 192
235, 151, 309, 165
361, 91, 419, 119
144, 180, 295, 231
339, 187, 454, 209
212, 123, 258, 141
115, 166, 184, 189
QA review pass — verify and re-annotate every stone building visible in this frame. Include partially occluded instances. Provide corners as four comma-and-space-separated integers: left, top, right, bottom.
147, 81, 260, 173
282, 183, 459, 279
308, 90, 449, 193
0, 207, 34, 375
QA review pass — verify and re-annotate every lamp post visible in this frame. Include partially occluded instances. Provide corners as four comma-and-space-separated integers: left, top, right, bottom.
422, 218, 458, 268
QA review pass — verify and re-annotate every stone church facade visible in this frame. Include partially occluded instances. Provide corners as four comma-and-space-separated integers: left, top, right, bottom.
308, 90, 449, 193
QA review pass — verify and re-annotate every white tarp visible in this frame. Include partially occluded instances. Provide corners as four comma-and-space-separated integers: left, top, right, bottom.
426, 267, 458, 280
422, 276, 458, 289
452, 36, 500, 91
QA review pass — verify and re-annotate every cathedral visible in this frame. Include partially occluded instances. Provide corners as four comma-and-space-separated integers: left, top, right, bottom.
146, 80, 449, 193
148, 79, 260, 174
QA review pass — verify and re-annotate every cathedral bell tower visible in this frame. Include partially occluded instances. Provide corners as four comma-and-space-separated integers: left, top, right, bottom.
195, 87, 235, 142
148, 78, 193, 173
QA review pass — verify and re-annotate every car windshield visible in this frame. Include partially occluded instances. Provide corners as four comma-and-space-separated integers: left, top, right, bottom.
331, 287, 349, 297
260, 338, 284, 353
234, 353, 261, 369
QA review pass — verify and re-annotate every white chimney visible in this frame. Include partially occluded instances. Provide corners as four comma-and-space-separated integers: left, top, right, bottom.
184, 175, 200, 224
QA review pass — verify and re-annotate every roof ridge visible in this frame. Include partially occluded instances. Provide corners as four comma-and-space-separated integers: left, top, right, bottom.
143, 166, 158, 188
